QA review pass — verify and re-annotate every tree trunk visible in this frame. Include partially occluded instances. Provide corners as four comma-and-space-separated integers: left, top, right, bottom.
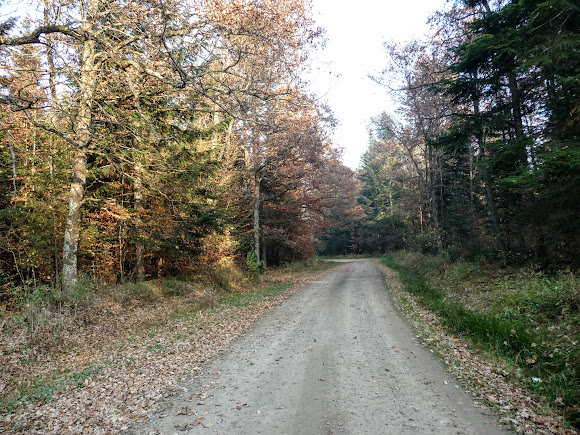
61, 8, 96, 290
507, 70, 530, 166
473, 93, 508, 265
253, 173, 261, 262
62, 147, 88, 288
261, 237, 267, 268
428, 145, 444, 254
0, 121, 17, 194
134, 163, 145, 281
480, 0, 492, 13
480, 162, 507, 263
469, 141, 475, 214
388, 179, 393, 212
507, 71, 524, 138
431, 196, 444, 254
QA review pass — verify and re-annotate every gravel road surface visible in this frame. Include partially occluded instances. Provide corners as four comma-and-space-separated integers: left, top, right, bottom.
132, 260, 506, 434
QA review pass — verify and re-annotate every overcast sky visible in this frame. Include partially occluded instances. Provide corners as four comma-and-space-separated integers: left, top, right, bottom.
307, 0, 448, 169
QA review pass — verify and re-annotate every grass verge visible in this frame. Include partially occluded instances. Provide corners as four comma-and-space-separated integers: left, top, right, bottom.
382, 253, 580, 429
218, 282, 293, 308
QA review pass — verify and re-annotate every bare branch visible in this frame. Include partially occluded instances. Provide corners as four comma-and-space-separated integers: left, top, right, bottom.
0, 24, 86, 46
21, 107, 85, 149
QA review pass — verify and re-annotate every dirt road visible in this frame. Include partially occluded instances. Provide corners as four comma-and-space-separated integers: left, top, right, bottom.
132, 260, 505, 434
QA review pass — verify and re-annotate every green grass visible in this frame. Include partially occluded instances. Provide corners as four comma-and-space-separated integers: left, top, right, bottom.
1, 363, 102, 413
218, 282, 293, 307
382, 254, 580, 428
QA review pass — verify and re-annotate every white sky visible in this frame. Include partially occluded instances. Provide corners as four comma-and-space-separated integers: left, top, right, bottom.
307, 0, 448, 169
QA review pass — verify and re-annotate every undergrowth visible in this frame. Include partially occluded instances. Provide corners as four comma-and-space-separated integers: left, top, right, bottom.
383, 253, 580, 428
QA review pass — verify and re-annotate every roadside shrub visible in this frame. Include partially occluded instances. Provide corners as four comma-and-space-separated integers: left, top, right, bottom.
245, 252, 263, 281
7, 279, 98, 343
108, 281, 157, 305
202, 259, 245, 290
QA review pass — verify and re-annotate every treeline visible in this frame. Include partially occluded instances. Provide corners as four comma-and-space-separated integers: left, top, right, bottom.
320, 0, 580, 267
0, 0, 359, 295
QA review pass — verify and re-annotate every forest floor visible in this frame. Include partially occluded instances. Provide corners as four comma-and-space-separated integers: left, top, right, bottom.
0, 261, 334, 434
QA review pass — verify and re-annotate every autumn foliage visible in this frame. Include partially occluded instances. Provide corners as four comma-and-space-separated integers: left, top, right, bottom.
0, 0, 353, 297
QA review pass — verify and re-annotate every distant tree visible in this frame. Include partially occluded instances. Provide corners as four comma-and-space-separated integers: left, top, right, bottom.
358, 114, 411, 253
373, 39, 457, 254
315, 151, 365, 256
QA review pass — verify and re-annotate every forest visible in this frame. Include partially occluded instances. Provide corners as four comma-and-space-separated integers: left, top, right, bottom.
0, 0, 363, 296
2, 0, 578, 296
1, 0, 579, 431
325, 0, 580, 268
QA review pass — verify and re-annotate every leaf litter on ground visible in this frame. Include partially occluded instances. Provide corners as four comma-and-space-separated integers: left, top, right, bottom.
0, 265, 334, 434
